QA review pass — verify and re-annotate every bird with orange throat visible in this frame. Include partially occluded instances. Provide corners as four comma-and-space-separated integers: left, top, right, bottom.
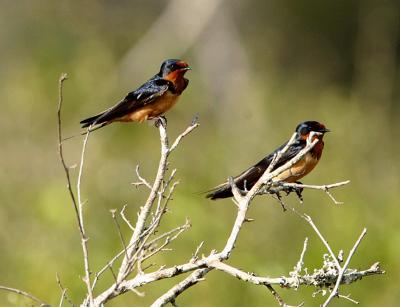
80, 59, 191, 130
206, 121, 330, 200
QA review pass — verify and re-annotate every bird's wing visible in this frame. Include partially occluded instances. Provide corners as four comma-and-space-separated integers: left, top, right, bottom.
267, 140, 305, 170
80, 77, 171, 127
206, 140, 305, 199
232, 141, 304, 187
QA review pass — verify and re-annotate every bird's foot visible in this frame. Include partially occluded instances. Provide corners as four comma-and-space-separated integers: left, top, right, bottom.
282, 182, 304, 203
275, 192, 287, 211
154, 116, 167, 128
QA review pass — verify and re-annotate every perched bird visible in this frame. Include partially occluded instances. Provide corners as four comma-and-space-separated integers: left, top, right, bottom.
206, 121, 330, 200
80, 59, 191, 129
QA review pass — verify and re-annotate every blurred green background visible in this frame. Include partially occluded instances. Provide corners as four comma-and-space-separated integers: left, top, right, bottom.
0, 0, 399, 306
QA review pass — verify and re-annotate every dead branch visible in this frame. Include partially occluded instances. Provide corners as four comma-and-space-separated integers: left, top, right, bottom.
149, 132, 382, 306
55, 76, 382, 306
89, 119, 199, 306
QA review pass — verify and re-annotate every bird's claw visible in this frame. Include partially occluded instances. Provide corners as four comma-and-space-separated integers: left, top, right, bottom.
155, 116, 167, 128
274, 192, 287, 211
283, 182, 304, 202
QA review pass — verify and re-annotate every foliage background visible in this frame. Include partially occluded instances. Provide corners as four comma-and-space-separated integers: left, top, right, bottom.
0, 0, 399, 306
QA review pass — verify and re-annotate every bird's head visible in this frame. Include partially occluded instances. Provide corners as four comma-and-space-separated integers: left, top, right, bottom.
159, 59, 191, 83
295, 121, 330, 141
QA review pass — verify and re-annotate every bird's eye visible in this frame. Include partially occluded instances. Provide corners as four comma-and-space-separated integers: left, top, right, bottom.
299, 125, 309, 135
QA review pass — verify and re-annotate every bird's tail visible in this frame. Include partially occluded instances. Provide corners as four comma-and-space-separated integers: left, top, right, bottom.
62, 122, 109, 142
205, 182, 234, 200
80, 113, 104, 128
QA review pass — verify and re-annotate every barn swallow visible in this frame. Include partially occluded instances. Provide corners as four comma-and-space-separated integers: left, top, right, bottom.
206, 121, 330, 200
80, 59, 191, 129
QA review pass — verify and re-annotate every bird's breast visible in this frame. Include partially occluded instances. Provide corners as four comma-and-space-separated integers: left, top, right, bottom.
123, 91, 180, 123
273, 152, 320, 183
150, 91, 180, 115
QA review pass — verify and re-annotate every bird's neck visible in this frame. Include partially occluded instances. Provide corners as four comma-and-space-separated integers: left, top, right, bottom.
310, 139, 324, 160
170, 77, 188, 94
164, 70, 188, 94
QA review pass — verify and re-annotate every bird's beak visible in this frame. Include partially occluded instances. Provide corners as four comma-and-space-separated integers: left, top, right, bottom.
177, 61, 191, 71
321, 128, 331, 133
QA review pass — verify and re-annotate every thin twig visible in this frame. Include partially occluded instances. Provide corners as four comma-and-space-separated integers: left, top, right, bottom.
300, 214, 341, 269
76, 127, 94, 305
57, 74, 81, 232
132, 165, 153, 189
120, 205, 135, 231
338, 294, 359, 305
56, 274, 75, 307
295, 238, 308, 275
144, 220, 191, 253
57, 73, 93, 305
265, 284, 302, 307
169, 122, 199, 152
59, 289, 67, 307
276, 181, 350, 205
0, 285, 49, 307
141, 225, 189, 263
57, 74, 76, 202
190, 241, 204, 263
111, 209, 129, 261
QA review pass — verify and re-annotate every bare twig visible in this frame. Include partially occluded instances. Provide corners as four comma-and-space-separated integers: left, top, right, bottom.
300, 214, 341, 269
77, 128, 94, 305
57, 74, 93, 305
59, 289, 67, 307
279, 181, 349, 191
111, 209, 129, 261
144, 220, 191, 254
338, 294, 359, 304
191, 241, 204, 263
56, 274, 75, 307
57, 74, 80, 229
120, 205, 135, 231
140, 221, 191, 263
295, 238, 308, 275
265, 284, 303, 307
131, 165, 152, 189
289, 238, 309, 289
0, 285, 49, 307
273, 180, 350, 205
169, 121, 199, 152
